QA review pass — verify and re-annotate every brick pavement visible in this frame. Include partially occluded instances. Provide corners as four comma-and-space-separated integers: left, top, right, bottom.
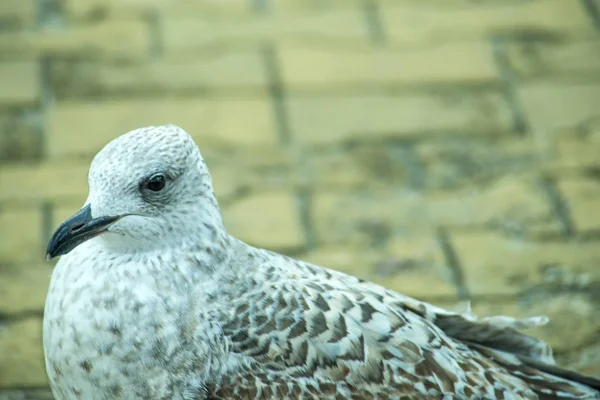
1, 0, 600, 396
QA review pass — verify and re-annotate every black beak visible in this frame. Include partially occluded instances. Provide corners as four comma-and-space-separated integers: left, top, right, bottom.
46, 204, 121, 260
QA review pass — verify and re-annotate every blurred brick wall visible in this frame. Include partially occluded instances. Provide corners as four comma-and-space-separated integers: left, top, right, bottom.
1, 0, 600, 397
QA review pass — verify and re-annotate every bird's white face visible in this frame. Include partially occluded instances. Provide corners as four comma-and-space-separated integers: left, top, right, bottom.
46, 125, 221, 258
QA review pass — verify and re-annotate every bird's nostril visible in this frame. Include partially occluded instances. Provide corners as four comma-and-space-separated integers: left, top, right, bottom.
71, 223, 85, 232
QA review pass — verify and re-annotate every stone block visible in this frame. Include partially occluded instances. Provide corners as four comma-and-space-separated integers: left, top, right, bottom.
163, 8, 369, 54
0, 113, 41, 163
51, 51, 268, 99
0, 62, 40, 108
557, 179, 600, 235
0, 264, 51, 314
505, 39, 600, 79
0, 318, 48, 388
288, 91, 512, 145
417, 136, 537, 189
0, 21, 150, 62
382, 0, 595, 44
450, 231, 600, 296
280, 42, 499, 88
312, 175, 558, 247
222, 191, 305, 252
0, 162, 88, 203
302, 234, 457, 301
0, 0, 36, 29
519, 82, 600, 156
0, 208, 43, 264
47, 97, 278, 159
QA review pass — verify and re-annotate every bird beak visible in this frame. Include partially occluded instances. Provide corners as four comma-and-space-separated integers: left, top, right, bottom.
45, 204, 121, 261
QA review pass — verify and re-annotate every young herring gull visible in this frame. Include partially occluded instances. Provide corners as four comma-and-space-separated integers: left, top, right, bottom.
44, 125, 600, 399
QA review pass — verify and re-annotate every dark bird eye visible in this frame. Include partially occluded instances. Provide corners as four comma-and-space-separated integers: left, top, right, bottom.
146, 174, 166, 192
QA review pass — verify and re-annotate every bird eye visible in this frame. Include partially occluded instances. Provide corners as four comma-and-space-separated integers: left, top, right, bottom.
145, 174, 166, 192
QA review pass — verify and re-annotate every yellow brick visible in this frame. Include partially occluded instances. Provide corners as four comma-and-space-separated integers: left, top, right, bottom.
82, 51, 268, 94
0, 21, 149, 61
519, 82, 600, 151
288, 92, 512, 145
418, 136, 537, 188
280, 42, 498, 87
302, 235, 457, 300
0, 208, 43, 264
163, 8, 369, 54
222, 191, 304, 252
313, 176, 558, 247
0, 0, 36, 26
0, 113, 40, 162
47, 97, 278, 159
0, 162, 88, 203
64, 0, 168, 19
64, 0, 258, 20
557, 179, 600, 234
542, 129, 600, 174
451, 231, 600, 296
0, 62, 39, 107
506, 39, 600, 79
383, 0, 594, 44
0, 318, 48, 388
0, 264, 51, 314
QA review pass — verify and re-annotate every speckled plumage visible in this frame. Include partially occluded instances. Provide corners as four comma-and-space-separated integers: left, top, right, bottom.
43, 125, 600, 400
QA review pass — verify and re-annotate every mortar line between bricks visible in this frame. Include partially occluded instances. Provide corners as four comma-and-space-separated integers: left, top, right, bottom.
295, 190, 316, 252
580, 0, 600, 32
489, 36, 529, 136
36, 0, 64, 160
146, 10, 163, 59
262, 42, 292, 146
536, 177, 576, 238
0, 309, 44, 323
435, 227, 471, 301
361, 0, 387, 45
390, 144, 425, 189
250, 0, 269, 13
41, 200, 54, 258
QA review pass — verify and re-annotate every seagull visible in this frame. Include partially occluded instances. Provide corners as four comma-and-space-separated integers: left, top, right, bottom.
44, 125, 600, 399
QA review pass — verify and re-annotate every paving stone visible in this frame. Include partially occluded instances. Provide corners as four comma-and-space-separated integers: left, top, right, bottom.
0, 62, 39, 108
47, 97, 278, 159
417, 136, 537, 189
540, 119, 600, 175
0, 208, 43, 264
382, 0, 595, 44
313, 175, 559, 247
279, 41, 499, 88
0, 264, 51, 314
50, 51, 268, 99
0, 162, 88, 203
557, 178, 600, 235
0, 21, 150, 61
505, 39, 600, 79
163, 8, 369, 54
0, 0, 36, 29
222, 191, 305, 252
519, 82, 600, 157
0, 389, 55, 400
288, 91, 512, 145
301, 234, 457, 300
0, 113, 41, 163
451, 231, 600, 296
0, 318, 47, 389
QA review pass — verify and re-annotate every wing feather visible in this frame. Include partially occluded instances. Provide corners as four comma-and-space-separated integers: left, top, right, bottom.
209, 256, 600, 399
